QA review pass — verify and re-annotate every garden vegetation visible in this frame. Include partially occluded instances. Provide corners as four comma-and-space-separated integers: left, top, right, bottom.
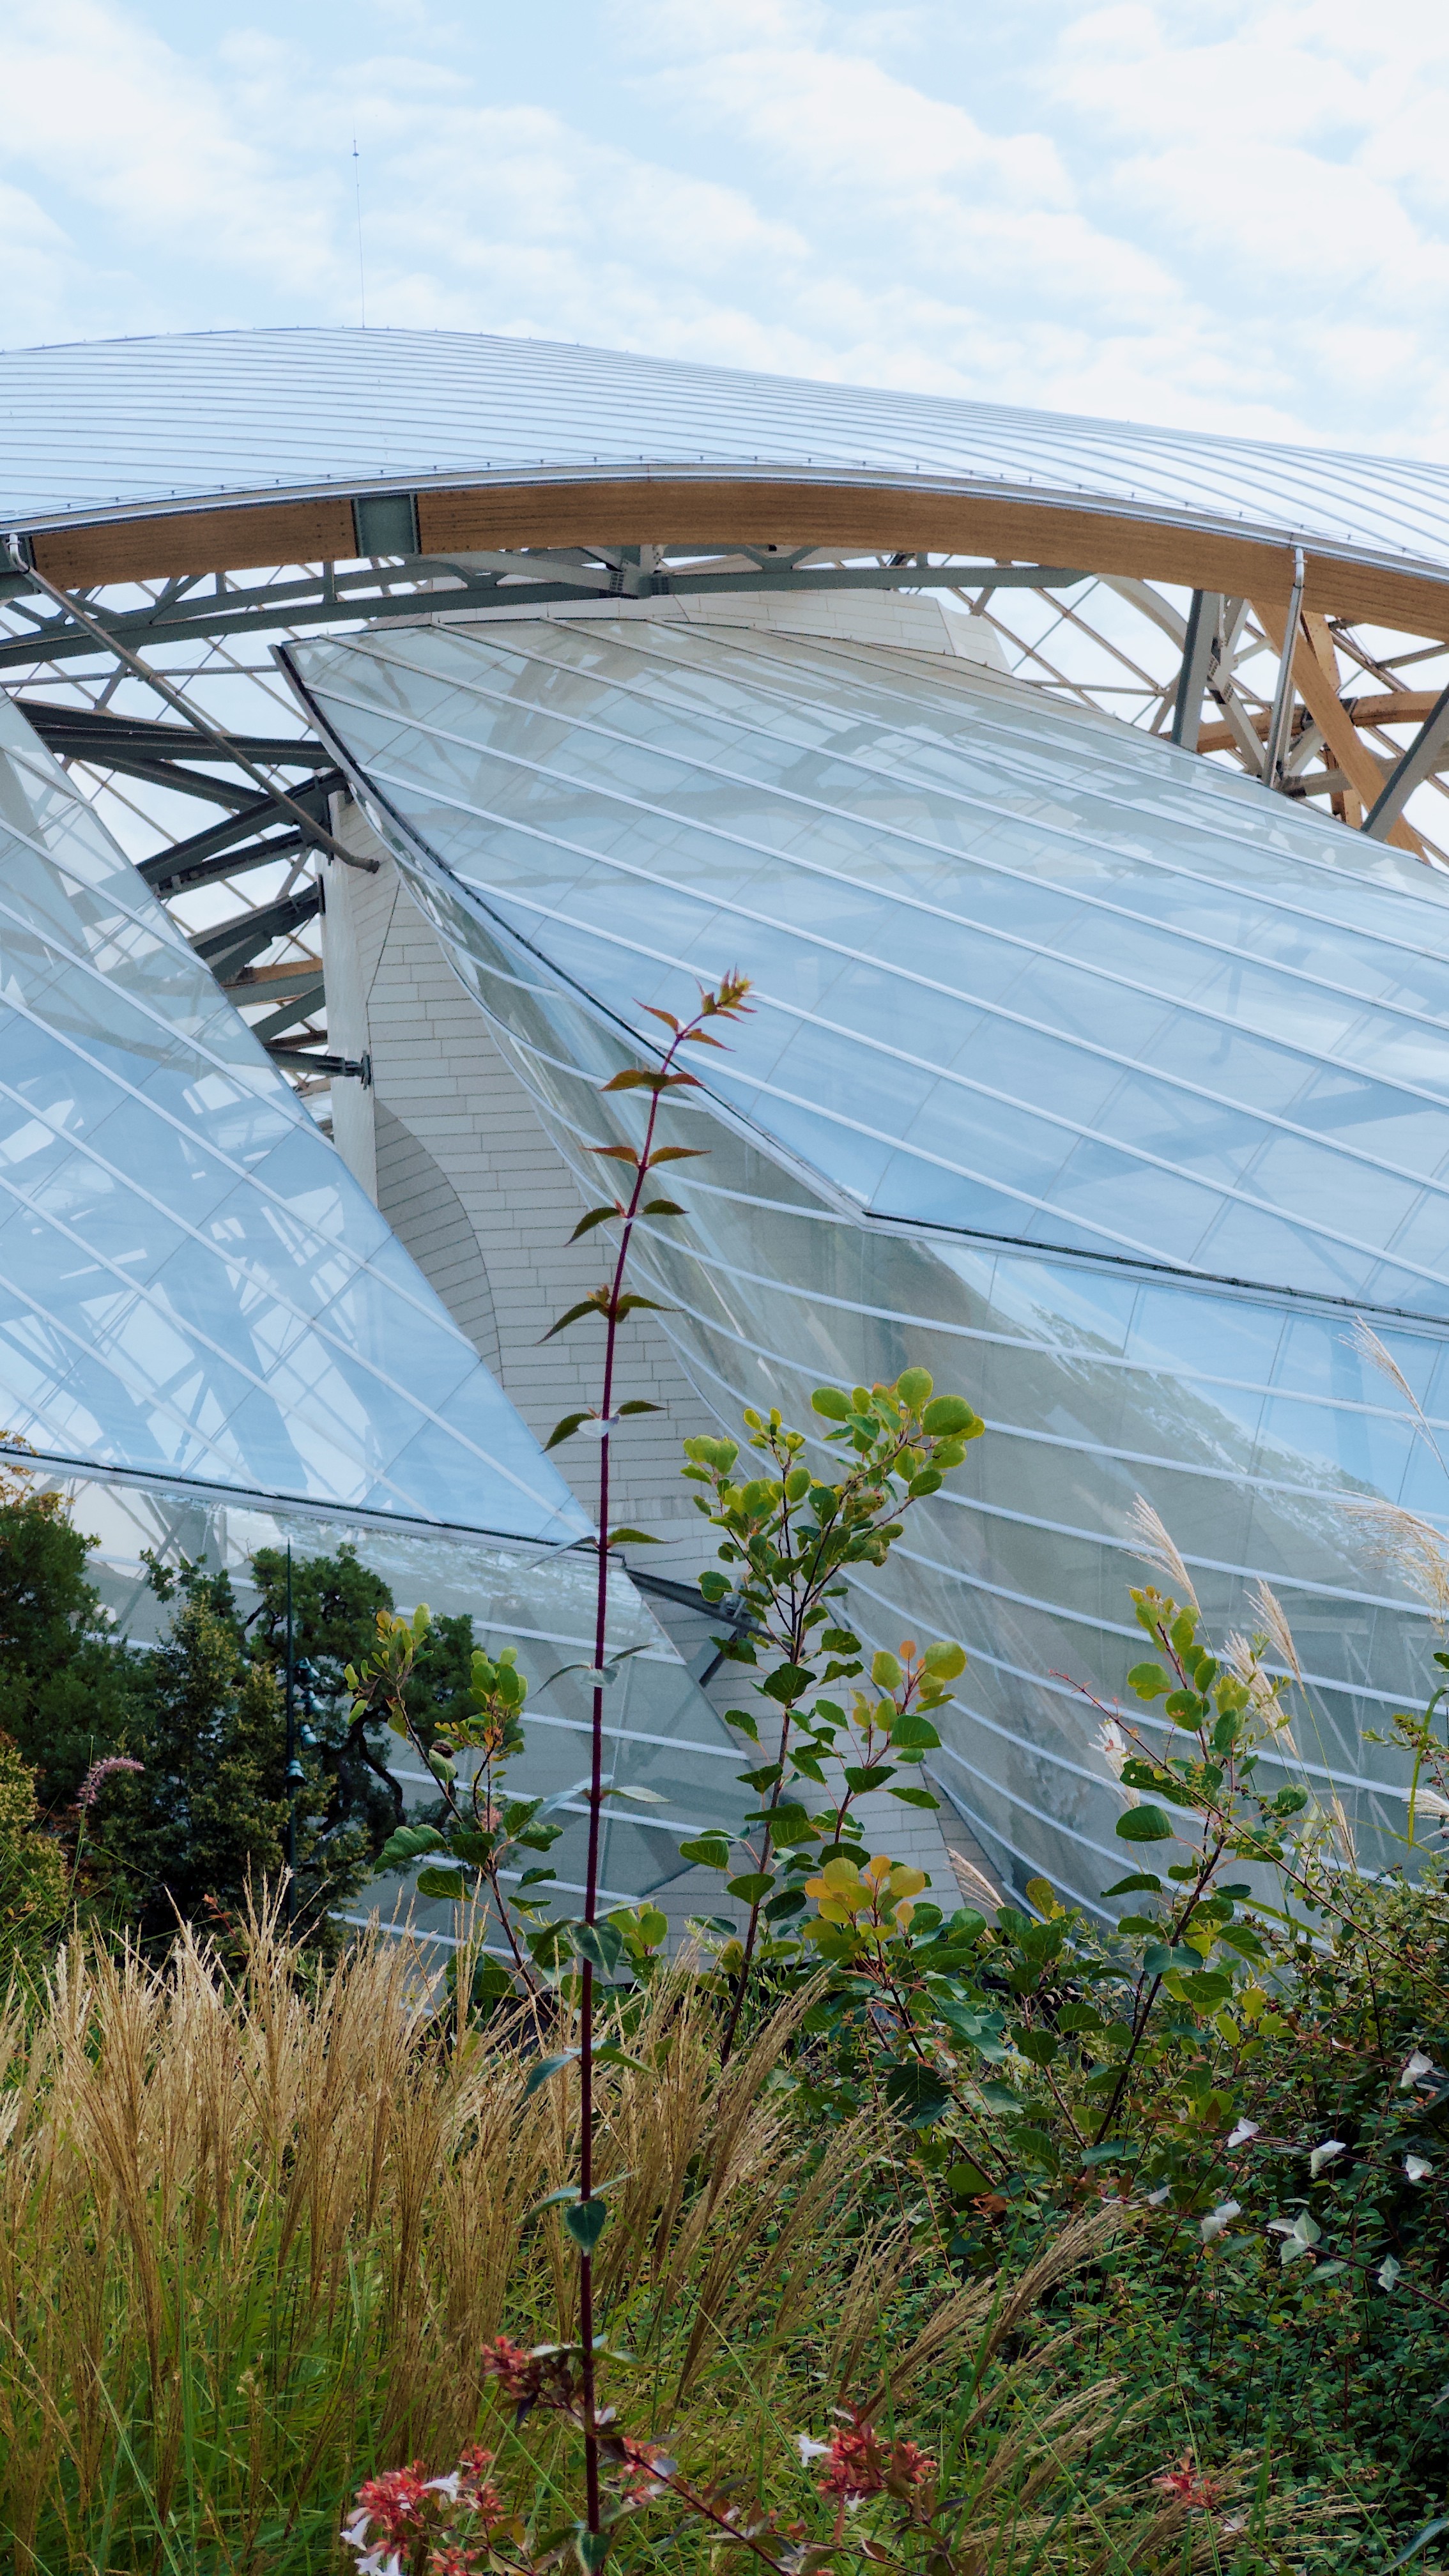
0, 978, 1445, 2573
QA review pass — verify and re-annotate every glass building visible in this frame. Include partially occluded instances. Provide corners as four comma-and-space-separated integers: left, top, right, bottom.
0, 684, 742, 1928
6, 319, 1449, 1916
285, 611, 1449, 1910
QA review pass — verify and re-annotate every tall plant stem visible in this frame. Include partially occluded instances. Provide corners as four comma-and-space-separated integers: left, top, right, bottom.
578, 1030, 692, 2538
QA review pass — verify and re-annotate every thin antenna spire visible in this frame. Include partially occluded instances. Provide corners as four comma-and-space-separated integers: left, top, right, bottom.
353, 134, 366, 328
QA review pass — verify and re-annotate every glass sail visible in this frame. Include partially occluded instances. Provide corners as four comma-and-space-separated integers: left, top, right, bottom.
290, 615, 1449, 1903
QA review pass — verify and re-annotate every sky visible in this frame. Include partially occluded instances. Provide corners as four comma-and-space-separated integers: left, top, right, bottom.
4, 0, 1449, 458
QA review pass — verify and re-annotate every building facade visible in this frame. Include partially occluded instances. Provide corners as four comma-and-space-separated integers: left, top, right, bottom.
5, 323, 1449, 1919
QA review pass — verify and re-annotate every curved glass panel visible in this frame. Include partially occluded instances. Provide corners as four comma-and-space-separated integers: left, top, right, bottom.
0, 693, 585, 1542
8, 328, 1449, 581
295, 616, 1449, 1901
31, 1464, 746, 1931
294, 619, 1449, 1314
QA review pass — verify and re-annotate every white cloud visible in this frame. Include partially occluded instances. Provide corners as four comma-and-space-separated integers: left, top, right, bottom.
0, 0, 1446, 458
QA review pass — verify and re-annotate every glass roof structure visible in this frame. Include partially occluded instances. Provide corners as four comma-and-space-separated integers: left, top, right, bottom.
0, 689, 586, 1538
32, 1464, 744, 1924
0, 686, 746, 1921
5, 326, 1449, 587
288, 613, 1449, 1905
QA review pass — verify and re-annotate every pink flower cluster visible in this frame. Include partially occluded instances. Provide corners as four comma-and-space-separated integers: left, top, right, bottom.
342, 2447, 505, 2576
75, 1755, 143, 1809
811, 2414, 933, 2503
1152, 2453, 1226, 2512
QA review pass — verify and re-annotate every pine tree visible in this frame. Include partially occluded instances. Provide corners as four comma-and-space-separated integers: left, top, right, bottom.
0, 1466, 139, 1806
90, 1563, 293, 1948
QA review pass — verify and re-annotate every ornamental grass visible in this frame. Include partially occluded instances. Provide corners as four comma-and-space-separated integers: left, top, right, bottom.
0, 1920, 1312, 2575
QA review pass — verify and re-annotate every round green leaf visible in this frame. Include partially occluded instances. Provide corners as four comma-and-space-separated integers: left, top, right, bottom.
923, 1395, 982, 1438
1115, 1805, 1175, 1843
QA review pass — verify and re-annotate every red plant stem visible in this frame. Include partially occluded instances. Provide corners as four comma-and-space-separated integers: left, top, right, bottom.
578, 1033, 687, 2539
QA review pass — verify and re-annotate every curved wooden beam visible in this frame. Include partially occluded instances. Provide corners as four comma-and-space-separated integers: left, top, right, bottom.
23, 474, 1449, 644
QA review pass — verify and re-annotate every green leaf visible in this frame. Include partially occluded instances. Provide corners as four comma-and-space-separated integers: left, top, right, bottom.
546, 1411, 594, 1450
843, 1764, 893, 1793
922, 1640, 967, 1680
726, 1872, 775, 1903
923, 1395, 983, 1438
889, 1784, 940, 1808
541, 1296, 608, 1342
1390, 2517, 1449, 2570
762, 1662, 815, 1705
617, 1400, 662, 1417
811, 1386, 852, 1420
1102, 1873, 1163, 1897
606, 1528, 661, 1547
574, 1921, 625, 1974
896, 1367, 933, 1409
884, 2061, 952, 2127
765, 1804, 816, 1848
564, 2196, 610, 2253
612, 1294, 671, 1320
641, 1197, 686, 1216
678, 1834, 731, 1867
575, 2528, 611, 2572
1013, 2028, 1060, 2066
415, 1865, 471, 1901
871, 1648, 903, 1691
523, 2050, 581, 2098
373, 1823, 447, 1873
891, 1710, 940, 1751
567, 1206, 620, 1242
1127, 1662, 1172, 1699
1115, 1805, 1176, 1843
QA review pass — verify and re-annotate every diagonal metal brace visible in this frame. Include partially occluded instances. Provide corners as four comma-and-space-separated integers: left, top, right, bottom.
1363, 677, 1449, 843
3, 536, 376, 873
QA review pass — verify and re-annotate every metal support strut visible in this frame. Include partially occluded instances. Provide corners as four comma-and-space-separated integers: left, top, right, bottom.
2, 537, 376, 873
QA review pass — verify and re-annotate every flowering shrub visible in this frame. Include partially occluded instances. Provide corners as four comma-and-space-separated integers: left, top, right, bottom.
342, 2448, 512, 2575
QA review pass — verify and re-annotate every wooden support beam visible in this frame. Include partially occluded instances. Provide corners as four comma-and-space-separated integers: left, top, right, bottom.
1251, 597, 1424, 858
14, 477, 1449, 641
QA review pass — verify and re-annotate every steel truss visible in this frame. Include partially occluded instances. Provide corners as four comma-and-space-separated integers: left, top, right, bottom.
4, 540, 1448, 1114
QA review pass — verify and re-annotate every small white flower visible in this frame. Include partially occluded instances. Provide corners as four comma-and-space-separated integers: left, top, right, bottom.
1405, 2154, 1434, 2183
1268, 2210, 1321, 2265
1096, 1717, 1139, 1805
1227, 2119, 1260, 2149
1144, 2184, 1172, 2206
1200, 2198, 1240, 2242
1378, 2253, 1402, 2290
1400, 2050, 1439, 2090
796, 2435, 831, 2462
1309, 2139, 1346, 2177
1413, 1786, 1449, 1818
426, 2472, 461, 2502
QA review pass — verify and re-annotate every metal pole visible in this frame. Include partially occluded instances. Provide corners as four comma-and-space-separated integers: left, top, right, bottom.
1, 537, 376, 872
284, 1543, 296, 1929
1171, 590, 1218, 751
1262, 548, 1306, 793
1363, 675, 1449, 841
